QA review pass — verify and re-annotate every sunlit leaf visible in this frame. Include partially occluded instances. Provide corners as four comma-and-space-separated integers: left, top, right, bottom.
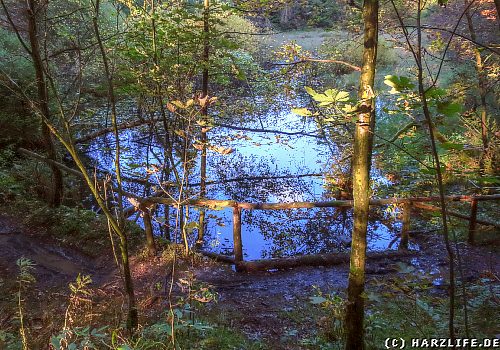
171, 100, 185, 109
166, 103, 176, 113
304, 86, 317, 97
384, 75, 415, 94
291, 107, 313, 117
336, 91, 350, 102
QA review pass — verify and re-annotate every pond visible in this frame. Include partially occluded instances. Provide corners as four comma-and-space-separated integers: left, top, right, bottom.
86, 96, 415, 261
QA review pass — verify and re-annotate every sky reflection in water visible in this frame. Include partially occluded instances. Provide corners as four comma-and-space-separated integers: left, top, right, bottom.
88, 102, 413, 260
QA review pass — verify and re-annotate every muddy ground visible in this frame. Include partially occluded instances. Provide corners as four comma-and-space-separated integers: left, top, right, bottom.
0, 213, 498, 348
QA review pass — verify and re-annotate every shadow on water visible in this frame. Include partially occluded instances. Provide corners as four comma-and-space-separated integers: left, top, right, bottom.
87, 97, 418, 261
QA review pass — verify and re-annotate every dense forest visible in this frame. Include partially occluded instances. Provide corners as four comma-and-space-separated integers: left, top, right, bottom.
0, 0, 499, 349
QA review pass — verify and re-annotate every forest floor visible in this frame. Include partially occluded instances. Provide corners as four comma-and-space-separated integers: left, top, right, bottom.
0, 212, 498, 349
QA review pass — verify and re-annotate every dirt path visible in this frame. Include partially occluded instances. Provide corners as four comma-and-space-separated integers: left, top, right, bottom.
0, 214, 112, 289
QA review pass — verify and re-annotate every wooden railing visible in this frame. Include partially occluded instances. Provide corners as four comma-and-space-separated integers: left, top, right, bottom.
136, 194, 500, 271
18, 147, 500, 271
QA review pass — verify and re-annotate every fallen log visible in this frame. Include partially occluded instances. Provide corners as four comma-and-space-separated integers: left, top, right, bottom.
235, 250, 415, 272
413, 202, 500, 228
199, 251, 236, 264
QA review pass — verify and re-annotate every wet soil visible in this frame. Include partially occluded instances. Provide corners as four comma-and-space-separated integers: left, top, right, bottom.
0, 214, 113, 289
192, 228, 499, 346
0, 212, 498, 348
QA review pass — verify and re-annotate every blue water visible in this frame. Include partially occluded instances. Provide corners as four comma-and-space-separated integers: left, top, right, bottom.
86, 98, 412, 260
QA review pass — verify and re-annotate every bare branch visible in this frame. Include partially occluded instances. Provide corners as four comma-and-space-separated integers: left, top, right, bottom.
271, 58, 362, 71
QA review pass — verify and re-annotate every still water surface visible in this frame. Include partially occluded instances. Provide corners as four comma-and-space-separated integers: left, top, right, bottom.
88, 99, 411, 260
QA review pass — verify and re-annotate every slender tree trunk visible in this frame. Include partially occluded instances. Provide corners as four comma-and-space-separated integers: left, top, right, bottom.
465, 2, 490, 173
198, 0, 210, 247
92, 0, 137, 330
25, 0, 63, 207
494, 0, 500, 31
119, 235, 138, 330
415, 0, 455, 339
344, 1, 378, 349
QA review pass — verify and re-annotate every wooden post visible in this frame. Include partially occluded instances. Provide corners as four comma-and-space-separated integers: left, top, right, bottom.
468, 199, 478, 245
142, 207, 156, 257
399, 202, 410, 251
232, 206, 243, 271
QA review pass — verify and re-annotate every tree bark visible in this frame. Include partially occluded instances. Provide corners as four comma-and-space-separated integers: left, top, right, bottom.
142, 208, 157, 256
345, 1, 378, 349
25, 0, 63, 207
232, 206, 243, 271
415, 0, 455, 339
399, 203, 410, 250
198, 0, 210, 248
92, 0, 137, 330
465, 1, 490, 174
468, 199, 478, 244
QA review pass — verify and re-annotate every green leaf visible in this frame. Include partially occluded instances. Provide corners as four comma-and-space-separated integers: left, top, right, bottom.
421, 168, 437, 175
425, 87, 446, 99
117, 345, 133, 350
50, 337, 61, 349
441, 142, 464, 151
311, 93, 331, 103
384, 75, 415, 94
304, 86, 317, 97
437, 101, 461, 117
416, 298, 440, 321
291, 107, 313, 117
324, 88, 338, 99
127, 163, 143, 169
342, 104, 356, 113
335, 90, 350, 102
318, 101, 333, 106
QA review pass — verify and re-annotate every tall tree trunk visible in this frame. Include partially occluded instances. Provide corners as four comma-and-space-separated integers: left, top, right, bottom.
465, 2, 490, 173
198, 0, 210, 247
344, 1, 378, 349
93, 0, 138, 331
26, 0, 63, 207
415, 0, 455, 339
